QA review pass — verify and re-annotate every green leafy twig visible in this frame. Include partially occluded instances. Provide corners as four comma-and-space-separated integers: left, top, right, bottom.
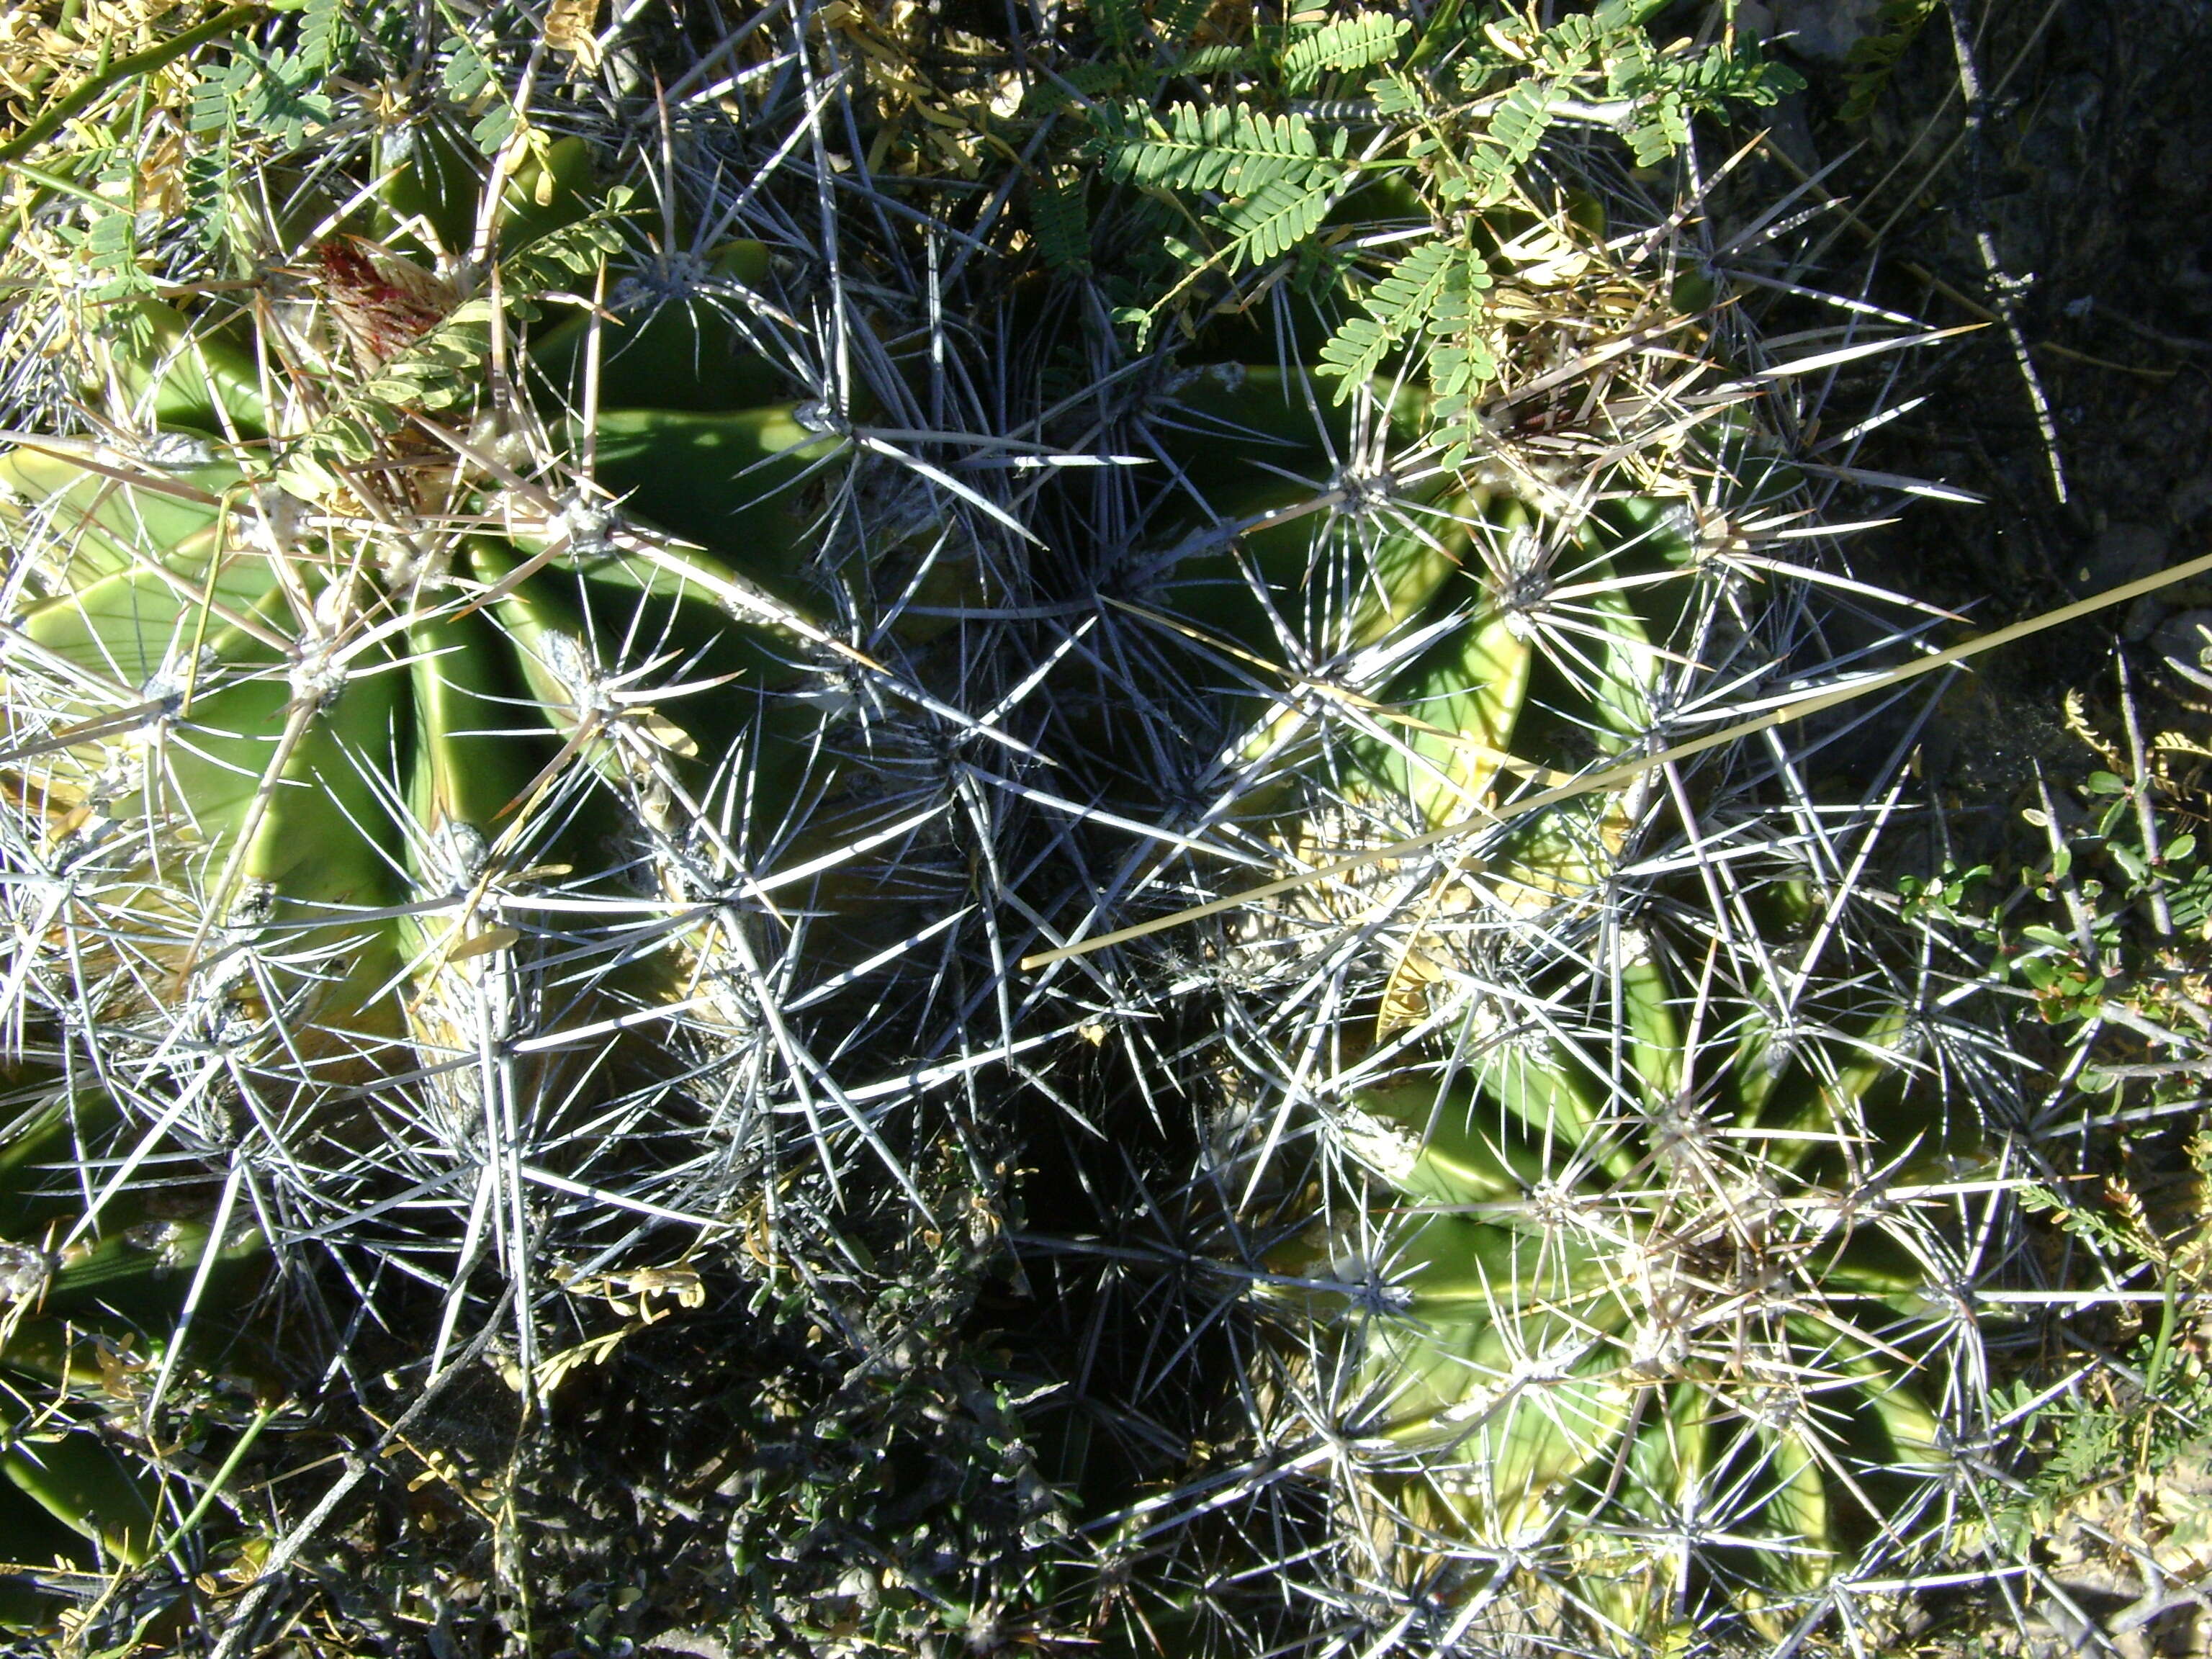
1060, 1, 1799, 425
0, 4, 261, 168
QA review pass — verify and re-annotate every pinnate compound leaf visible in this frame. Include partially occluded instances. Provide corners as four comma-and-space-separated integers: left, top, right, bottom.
1280, 13, 1411, 93
298, 0, 351, 73
1032, 168, 1092, 272
1151, 0, 1217, 46
1485, 78, 1557, 172
1317, 242, 1459, 400
441, 32, 493, 99
1212, 173, 1336, 271
500, 194, 633, 292
1840, 0, 1936, 120
1094, 102, 1331, 197
1368, 68, 1429, 115
1172, 42, 1256, 73
1092, 0, 1142, 56
1629, 94, 1688, 167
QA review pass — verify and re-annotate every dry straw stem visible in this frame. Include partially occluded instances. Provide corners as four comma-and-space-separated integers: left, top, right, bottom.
1022, 541, 2212, 971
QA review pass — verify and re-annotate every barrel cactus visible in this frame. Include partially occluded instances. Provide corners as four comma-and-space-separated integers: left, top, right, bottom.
0, 1064, 264, 1620
0, 103, 1003, 1410
1272, 918, 1977, 1645
0, 0, 2038, 1649
1025, 325, 1987, 1629
1004, 63, 1998, 1641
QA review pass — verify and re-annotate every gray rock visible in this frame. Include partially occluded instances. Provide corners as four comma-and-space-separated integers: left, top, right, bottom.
2075, 521, 2169, 594
2170, 467, 2212, 527
1769, 0, 1887, 63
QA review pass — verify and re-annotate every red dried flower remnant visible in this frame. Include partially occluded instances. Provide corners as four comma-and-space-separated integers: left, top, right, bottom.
318, 238, 455, 369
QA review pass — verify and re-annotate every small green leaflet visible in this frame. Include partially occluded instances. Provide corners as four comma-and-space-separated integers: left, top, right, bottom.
1211, 173, 1339, 271
1316, 242, 1492, 403
1093, 102, 1335, 197
1280, 14, 1411, 94
472, 102, 519, 155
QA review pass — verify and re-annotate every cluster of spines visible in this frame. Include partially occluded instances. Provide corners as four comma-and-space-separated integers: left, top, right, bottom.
0, 2, 2076, 1654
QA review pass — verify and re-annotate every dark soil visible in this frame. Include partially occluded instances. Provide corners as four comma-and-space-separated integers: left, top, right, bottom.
1721, 0, 2212, 845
